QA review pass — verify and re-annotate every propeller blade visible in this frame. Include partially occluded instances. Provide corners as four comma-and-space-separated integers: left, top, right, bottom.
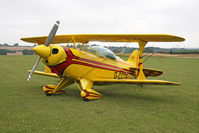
44, 20, 60, 46
27, 57, 41, 81
27, 20, 60, 81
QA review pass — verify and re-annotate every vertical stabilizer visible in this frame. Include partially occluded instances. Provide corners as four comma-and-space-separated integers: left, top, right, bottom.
127, 50, 140, 67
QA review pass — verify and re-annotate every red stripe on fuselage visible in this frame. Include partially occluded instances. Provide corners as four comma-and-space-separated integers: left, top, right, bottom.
64, 47, 132, 73
50, 47, 133, 75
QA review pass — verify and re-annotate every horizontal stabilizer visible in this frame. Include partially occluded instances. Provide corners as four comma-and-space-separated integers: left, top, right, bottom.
130, 67, 163, 77
28, 70, 59, 78
92, 79, 180, 86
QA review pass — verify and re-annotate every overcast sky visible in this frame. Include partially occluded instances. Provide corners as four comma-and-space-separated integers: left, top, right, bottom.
0, 0, 198, 48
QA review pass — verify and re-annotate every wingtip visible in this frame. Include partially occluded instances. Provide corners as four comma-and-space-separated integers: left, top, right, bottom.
168, 81, 181, 85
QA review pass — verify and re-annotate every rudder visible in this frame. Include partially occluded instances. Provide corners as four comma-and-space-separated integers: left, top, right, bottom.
127, 49, 140, 67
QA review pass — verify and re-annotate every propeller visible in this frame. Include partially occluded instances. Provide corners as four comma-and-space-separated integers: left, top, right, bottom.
27, 20, 60, 81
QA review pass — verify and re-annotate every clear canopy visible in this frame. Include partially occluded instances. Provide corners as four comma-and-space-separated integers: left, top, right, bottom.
89, 46, 117, 60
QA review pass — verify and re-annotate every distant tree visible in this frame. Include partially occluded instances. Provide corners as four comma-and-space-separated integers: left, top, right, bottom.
91, 44, 98, 46
22, 49, 34, 55
14, 43, 19, 46
0, 49, 7, 55
3, 43, 9, 46
144, 47, 154, 53
112, 48, 122, 53
0, 49, 16, 55
169, 49, 173, 54
8, 50, 16, 53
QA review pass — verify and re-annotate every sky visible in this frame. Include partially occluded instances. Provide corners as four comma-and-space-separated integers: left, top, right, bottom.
0, 0, 199, 48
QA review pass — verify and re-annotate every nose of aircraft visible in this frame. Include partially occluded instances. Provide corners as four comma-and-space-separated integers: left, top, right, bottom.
33, 45, 51, 58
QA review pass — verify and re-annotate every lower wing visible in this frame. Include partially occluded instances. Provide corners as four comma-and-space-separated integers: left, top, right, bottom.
92, 79, 180, 86
28, 70, 59, 78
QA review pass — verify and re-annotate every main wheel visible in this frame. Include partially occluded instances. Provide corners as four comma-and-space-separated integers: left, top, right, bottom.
83, 98, 90, 102
45, 93, 53, 96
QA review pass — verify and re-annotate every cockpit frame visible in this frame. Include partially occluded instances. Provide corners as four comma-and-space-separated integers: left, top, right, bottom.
65, 41, 117, 61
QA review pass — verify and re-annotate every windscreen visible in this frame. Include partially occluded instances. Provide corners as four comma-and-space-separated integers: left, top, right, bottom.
89, 46, 117, 60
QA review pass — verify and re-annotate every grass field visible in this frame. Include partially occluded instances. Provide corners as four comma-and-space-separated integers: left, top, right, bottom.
0, 55, 199, 133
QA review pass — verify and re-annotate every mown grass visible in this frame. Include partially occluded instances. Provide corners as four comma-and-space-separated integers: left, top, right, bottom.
0, 55, 199, 133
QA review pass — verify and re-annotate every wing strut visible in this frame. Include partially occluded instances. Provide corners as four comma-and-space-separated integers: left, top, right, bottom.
72, 36, 77, 49
137, 40, 148, 80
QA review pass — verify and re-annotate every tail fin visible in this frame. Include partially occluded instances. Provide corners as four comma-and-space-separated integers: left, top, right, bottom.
127, 50, 140, 67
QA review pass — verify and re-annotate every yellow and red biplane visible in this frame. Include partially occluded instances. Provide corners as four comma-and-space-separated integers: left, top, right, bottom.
21, 21, 185, 100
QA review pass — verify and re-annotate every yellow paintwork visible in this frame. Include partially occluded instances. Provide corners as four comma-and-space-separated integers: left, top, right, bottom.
92, 79, 180, 85
61, 48, 134, 80
138, 40, 147, 80
38, 45, 67, 66
28, 70, 59, 78
43, 84, 66, 95
127, 49, 140, 66
80, 79, 102, 99
33, 45, 51, 58
52, 77, 73, 94
44, 65, 52, 73
22, 34, 185, 100
21, 34, 185, 44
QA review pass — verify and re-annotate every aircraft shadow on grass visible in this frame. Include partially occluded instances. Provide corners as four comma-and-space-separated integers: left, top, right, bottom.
28, 85, 174, 104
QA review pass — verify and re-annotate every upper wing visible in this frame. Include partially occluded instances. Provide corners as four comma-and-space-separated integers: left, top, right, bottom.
21, 34, 185, 44
92, 79, 180, 86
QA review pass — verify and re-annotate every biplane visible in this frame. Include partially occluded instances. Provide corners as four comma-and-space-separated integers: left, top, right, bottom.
21, 21, 185, 100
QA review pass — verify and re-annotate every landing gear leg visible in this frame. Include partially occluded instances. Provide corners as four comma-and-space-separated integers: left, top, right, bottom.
43, 77, 73, 96
75, 79, 103, 101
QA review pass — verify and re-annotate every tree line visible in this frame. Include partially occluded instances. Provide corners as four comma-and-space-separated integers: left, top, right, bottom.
0, 43, 34, 55
1, 43, 199, 55
0, 49, 34, 55
106, 46, 199, 54
0, 43, 19, 47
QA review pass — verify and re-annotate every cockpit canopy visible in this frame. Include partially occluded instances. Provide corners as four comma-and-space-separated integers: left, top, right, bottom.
89, 46, 117, 60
